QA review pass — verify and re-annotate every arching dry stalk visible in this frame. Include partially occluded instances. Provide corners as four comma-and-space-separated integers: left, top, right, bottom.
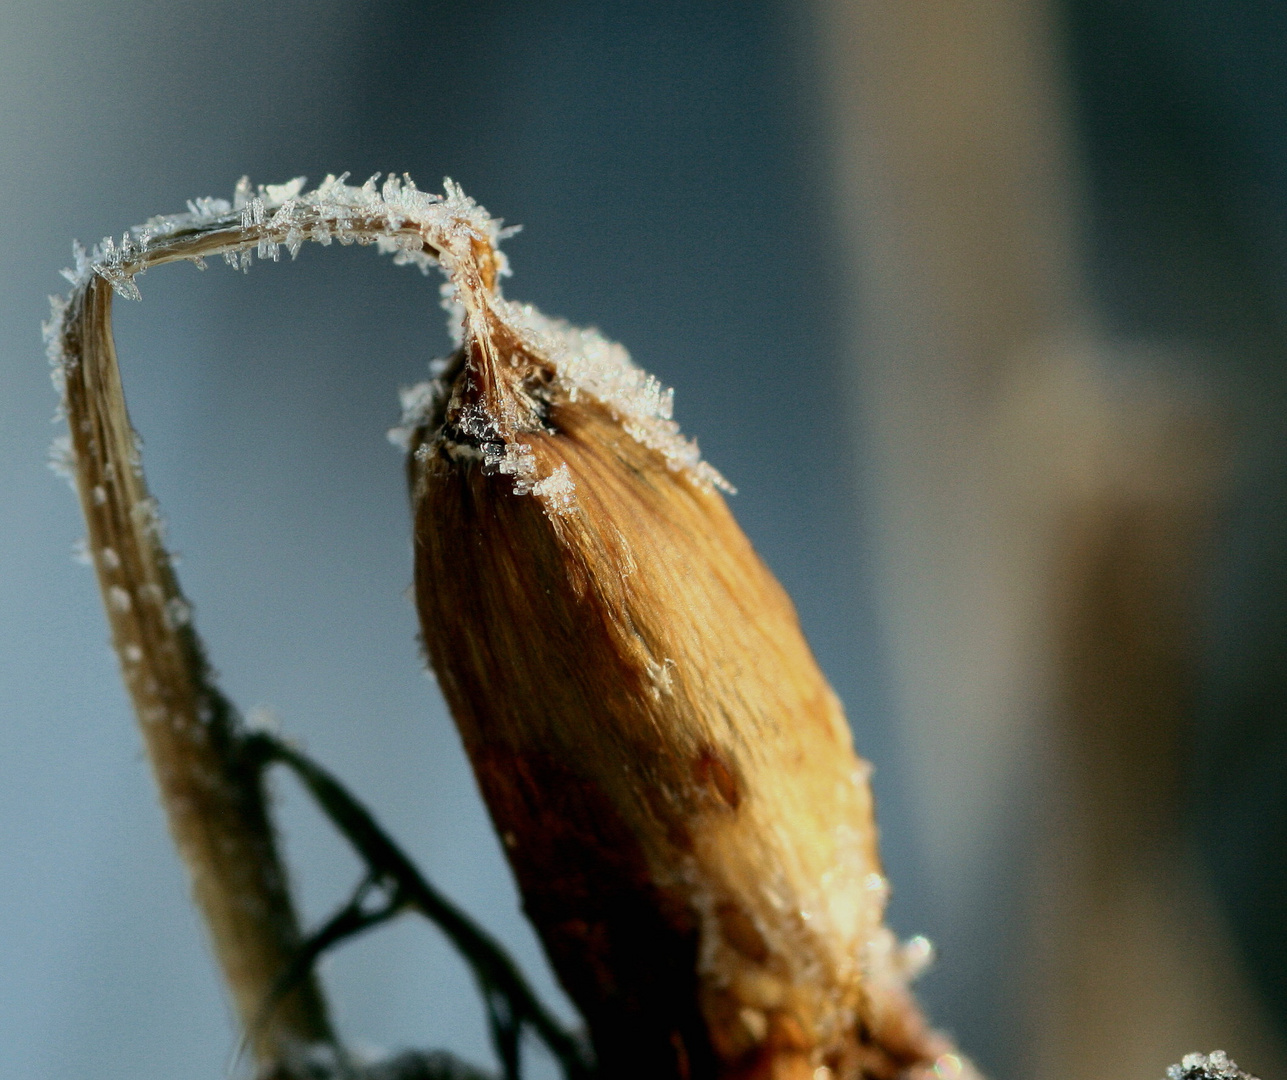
48, 175, 965, 1080
45, 174, 531, 1076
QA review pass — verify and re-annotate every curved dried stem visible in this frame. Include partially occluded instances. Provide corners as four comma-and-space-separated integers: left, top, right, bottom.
44, 173, 512, 1075
54, 272, 336, 1071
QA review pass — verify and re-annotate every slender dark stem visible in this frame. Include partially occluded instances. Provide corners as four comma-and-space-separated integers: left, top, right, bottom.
485, 987, 522, 1080
247, 874, 405, 1060
242, 732, 596, 1080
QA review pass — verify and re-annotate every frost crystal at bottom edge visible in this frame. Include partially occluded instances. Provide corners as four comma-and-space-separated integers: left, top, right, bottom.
1167, 1051, 1258, 1080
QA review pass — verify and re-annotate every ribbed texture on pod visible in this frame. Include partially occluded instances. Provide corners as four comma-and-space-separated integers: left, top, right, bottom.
406, 258, 950, 1080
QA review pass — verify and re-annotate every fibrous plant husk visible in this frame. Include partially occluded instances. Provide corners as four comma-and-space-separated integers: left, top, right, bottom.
47, 174, 963, 1080
401, 201, 959, 1080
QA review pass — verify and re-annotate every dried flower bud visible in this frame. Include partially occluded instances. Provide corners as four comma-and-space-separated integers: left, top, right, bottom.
49, 170, 963, 1080
406, 239, 955, 1080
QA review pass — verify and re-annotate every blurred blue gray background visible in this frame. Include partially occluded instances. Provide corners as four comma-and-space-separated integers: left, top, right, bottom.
1, 3, 1284, 1079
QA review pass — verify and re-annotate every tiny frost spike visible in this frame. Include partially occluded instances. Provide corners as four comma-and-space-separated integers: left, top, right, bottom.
47, 175, 970, 1080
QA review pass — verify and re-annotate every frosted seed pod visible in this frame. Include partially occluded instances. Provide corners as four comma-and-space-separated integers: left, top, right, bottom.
405, 218, 957, 1080
50, 171, 968, 1080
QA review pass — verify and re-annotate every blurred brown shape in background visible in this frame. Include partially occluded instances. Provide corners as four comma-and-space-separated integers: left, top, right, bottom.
811, 1, 1285, 1076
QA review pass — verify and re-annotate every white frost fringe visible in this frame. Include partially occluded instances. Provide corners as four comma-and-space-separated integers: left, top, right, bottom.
44, 173, 731, 514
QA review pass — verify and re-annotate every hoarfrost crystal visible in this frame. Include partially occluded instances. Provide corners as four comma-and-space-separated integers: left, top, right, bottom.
49, 173, 730, 510
1167, 1052, 1259, 1080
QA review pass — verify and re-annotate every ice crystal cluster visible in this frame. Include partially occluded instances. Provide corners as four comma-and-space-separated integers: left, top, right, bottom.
1167, 1052, 1259, 1080
45, 173, 729, 514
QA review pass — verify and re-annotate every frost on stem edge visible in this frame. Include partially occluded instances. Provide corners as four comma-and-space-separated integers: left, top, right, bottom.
46, 172, 731, 521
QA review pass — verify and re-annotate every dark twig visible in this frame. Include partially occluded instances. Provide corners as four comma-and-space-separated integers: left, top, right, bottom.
355, 1049, 495, 1080
240, 873, 406, 1074
242, 732, 596, 1080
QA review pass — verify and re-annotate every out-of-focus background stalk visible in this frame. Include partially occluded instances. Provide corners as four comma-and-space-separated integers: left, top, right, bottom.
816, 3, 1286, 1077
1, 3, 1283, 1079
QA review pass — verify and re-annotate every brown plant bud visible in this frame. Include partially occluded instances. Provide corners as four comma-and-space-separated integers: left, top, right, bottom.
49, 171, 964, 1080
404, 234, 959, 1080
